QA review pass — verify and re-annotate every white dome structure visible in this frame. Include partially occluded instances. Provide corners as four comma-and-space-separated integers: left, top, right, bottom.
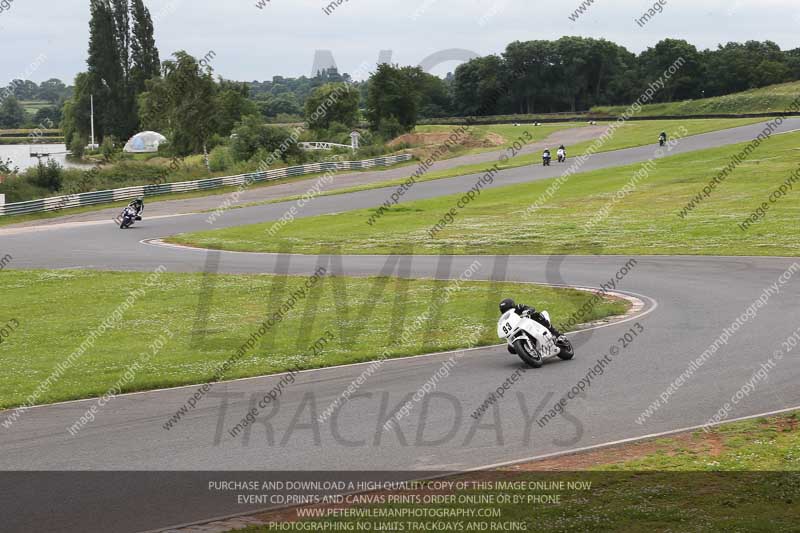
123, 131, 167, 153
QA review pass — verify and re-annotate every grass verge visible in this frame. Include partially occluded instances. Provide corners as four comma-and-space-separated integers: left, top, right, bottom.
235, 411, 800, 532
592, 81, 800, 117
171, 130, 800, 257
231, 118, 764, 211
0, 269, 628, 409
0, 159, 417, 228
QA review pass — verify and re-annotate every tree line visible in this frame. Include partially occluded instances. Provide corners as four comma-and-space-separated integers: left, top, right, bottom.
0, 79, 71, 129
449, 37, 800, 116
230, 36, 800, 130
62, 0, 161, 146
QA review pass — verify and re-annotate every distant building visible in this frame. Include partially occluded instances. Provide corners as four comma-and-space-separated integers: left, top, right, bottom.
377, 50, 393, 65
311, 50, 337, 77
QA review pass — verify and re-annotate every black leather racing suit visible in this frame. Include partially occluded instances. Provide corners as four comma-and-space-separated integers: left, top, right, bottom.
128, 200, 144, 218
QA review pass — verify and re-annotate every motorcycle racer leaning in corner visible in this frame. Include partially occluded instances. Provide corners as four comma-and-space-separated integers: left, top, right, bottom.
499, 298, 568, 345
127, 197, 144, 220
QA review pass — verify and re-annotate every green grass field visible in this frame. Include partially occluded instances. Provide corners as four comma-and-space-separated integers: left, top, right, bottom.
0, 119, 760, 226
592, 81, 800, 117
0, 269, 627, 409
171, 130, 800, 257
236, 411, 800, 533
19, 100, 52, 114
0, 137, 64, 145
233, 118, 762, 211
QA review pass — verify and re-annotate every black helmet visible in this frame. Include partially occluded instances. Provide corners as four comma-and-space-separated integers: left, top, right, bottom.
499, 298, 515, 314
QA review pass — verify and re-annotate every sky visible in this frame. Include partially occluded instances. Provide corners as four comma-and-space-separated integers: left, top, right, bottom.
1, 0, 799, 85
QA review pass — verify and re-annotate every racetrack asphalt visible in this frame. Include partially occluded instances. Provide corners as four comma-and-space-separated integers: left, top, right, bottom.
2, 124, 607, 228
1, 119, 799, 532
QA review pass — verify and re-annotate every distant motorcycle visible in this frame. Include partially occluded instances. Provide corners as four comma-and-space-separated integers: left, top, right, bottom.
557, 149, 567, 163
498, 309, 574, 368
542, 153, 552, 167
119, 206, 138, 229
659, 136, 666, 147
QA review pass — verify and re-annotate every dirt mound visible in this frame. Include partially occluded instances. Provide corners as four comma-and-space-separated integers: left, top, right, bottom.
483, 132, 506, 146
389, 132, 453, 147
389, 131, 506, 150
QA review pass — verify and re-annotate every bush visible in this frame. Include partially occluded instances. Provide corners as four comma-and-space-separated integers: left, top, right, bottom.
208, 145, 233, 172
0, 175, 51, 203
100, 136, 117, 162
27, 159, 64, 191
69, 137, 86, 160
378, 116, 406, 141
230, 115, 302, 164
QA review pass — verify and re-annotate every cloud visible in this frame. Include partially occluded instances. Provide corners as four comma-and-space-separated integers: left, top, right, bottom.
0, 0, 796, 85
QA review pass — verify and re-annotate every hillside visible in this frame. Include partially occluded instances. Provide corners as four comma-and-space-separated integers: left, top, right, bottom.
592, 81, 800, 117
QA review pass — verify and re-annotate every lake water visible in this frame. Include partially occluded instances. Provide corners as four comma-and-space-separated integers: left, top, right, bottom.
0, 144, 92, 171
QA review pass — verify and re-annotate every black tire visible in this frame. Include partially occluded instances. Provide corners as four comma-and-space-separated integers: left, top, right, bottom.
513, 338, 543, 368
557, 338, 575, 360
507, 344, 517, 355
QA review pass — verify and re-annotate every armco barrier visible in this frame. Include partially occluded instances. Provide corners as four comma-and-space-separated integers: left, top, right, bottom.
0, 154, 412, 217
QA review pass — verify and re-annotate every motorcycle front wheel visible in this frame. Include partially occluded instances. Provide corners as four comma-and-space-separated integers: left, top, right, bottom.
513, 338, 543, 368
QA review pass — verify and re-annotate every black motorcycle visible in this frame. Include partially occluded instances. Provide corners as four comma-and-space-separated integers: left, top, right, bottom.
542, 154, 552, 166
659, 136, 666, 147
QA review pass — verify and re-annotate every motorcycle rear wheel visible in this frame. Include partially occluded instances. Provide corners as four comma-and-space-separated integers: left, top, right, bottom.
513, 338, 543, 368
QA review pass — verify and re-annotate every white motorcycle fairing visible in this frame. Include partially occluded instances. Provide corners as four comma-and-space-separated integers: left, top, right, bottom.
497, 310, 560, 364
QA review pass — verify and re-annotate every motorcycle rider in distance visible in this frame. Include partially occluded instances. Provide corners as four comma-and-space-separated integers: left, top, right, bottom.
499, 298, 567, 345
128, 197, 144, 221
557, 145, 567, 162
659, 131, 667, 146
542, 149, 552, 166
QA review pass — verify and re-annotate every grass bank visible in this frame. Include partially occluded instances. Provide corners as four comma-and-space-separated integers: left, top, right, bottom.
171, 130, 800, 257
233, 118, 763, 212
593, 81, 800, 117
236, 411, 800, 532
0, 269, 627, 409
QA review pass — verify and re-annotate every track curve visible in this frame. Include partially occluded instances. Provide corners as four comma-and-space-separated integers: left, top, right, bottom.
2, 119, 800, 532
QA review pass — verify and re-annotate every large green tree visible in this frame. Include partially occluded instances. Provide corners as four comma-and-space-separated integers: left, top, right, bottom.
138, 51, 218, 155
37, 79, 70, 103
304, 82, 360, 131
256, 93, 302, 119
9, 79, 39, 100
638, 39, 704, 102
366, 64, 423, 134
453, 55, 507, 116
62, 0, 159, 144
214, 80, 257, 137
61, 73, 92, 147
86, 0, 125, 139
0, 95, 27, 128
130, 0, 160, 94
